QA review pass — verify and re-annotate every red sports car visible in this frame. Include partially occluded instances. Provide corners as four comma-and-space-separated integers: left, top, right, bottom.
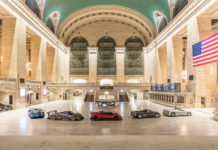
90, 111, 122, 121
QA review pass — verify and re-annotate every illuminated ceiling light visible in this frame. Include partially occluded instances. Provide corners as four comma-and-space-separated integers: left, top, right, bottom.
210, 67, 214, 75
182, 71, 187, 80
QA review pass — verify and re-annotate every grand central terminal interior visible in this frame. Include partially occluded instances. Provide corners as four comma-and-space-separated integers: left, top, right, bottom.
0, 0, 218, 149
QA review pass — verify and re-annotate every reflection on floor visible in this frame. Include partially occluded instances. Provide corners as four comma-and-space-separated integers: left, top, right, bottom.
0, 99, 217, 136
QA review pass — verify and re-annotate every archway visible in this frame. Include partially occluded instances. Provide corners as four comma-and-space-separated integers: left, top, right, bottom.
70, 36, 89, 75
125, 36, 144, 75
97, 36, 116, 75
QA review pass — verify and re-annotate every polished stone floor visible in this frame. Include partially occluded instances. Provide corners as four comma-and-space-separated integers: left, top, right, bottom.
0, 98, 217, 136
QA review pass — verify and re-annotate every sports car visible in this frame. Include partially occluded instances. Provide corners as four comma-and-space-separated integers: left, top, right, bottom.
131, 109, 161, 118
28, 108, 45, 119
90, 111, 122, 121
163, 108, 192, 117
47, 110, 84, 121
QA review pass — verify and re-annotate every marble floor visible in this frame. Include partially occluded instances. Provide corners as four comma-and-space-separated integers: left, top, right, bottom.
0, 98, 217, 136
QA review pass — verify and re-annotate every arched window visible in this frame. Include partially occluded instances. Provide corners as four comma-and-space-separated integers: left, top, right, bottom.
25, 0, 41, 18
46, 11, 60, 33
97, 36, 116, 75
125, 36, 144, 75
169, 0, 188, 19
46, 17, 55, 33
70, 37, 89, 75
153, 11, 168, 33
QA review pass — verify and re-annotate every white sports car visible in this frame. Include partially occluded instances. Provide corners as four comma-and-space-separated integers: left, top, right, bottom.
163, 108, 192, 117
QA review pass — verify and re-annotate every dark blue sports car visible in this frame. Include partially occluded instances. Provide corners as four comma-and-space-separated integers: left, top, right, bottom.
28, 108, 45, 119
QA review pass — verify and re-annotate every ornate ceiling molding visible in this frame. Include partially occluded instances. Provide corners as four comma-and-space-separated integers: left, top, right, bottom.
58, 5, 156, 46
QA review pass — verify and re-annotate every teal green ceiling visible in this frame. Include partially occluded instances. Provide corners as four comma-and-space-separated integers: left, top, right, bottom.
43, 0, 170, 28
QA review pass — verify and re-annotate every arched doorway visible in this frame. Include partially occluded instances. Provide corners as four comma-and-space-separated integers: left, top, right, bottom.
125, 36, 144, 75
70, 36, 89, 75
97, 36, 116, 75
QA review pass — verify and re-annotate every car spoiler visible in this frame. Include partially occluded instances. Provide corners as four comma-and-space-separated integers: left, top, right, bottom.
90, 111, 99, 114
47, 110, 57, 115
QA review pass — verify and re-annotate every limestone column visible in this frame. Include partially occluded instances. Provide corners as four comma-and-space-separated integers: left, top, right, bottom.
167, 37, 179, 83
1, 18, 26, 79
40, 38, 47, 103
46, 46, 56, 82
157, 45, 167, 84
30, 36, 46, 81
1, 18, 26, 108
143, 47, 149, 83
214, 95, 218, 120
187, 16, 215, 108
88, 47, 98, 83
115, 47, 125, 83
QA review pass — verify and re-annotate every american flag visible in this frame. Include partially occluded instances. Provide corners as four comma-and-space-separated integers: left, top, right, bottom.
192, 33, 218, 67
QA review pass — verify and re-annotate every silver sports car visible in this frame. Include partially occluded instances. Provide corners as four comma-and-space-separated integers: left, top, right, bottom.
163, 108, 192, 117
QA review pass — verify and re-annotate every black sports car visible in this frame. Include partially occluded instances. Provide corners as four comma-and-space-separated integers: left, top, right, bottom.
131, 109, 161, 118
47, 110, 84, 121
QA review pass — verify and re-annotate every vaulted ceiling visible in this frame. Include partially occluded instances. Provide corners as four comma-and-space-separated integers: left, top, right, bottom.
25, 0, 189, 45
43, 0, 171, 28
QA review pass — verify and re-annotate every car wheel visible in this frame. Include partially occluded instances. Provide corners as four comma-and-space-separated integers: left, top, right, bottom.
187, 112, 192, 116
114, 116, 119, 120
71, 116, 76, 121
138, 114, 143, 119
155, 113, 160, 118
51, 115, 56, 120
171, 113, 176, 117
93, 116, 99, 121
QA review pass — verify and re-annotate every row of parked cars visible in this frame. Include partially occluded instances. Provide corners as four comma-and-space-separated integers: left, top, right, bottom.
28, 108, 192, 121
0, 103, 13, 112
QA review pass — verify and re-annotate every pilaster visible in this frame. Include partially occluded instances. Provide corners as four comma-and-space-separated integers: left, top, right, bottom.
88, 47, 98, 83
116, 47, 125, 83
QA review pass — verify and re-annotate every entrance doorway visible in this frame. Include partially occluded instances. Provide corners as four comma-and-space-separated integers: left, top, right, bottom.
201, 97, 206, 108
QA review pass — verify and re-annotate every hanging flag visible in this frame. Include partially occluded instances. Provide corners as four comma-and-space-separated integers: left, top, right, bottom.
192, 33, 218, 67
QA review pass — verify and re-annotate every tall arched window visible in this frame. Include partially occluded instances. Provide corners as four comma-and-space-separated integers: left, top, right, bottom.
125, 36, 144, 75
25, 0, 41, 18
70, 37, 89, 75
97, 36, 116, 75
153, 11, 168, 33
169, 0, 188, 19
46, 17, 55, 33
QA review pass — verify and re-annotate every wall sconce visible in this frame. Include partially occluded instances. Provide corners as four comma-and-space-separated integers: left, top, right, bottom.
20, 88, 26, 97
182, 71, 187, 80
43, 89, 47, 95
26, 62, 31, 71
210, 67, 214, 75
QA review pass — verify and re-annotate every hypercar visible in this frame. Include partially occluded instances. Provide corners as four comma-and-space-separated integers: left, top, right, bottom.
28, 108, 45, 119
163, 108, 192, 117
90, 111, 122, 121
47, 110, 84, 121
131, 109, 161, 118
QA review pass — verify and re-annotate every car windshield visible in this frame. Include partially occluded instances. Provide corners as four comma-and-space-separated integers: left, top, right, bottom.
31, 109, 42, 113
147, 110, 153, 113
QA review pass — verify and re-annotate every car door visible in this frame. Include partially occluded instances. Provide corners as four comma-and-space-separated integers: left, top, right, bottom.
61, 112, 68, 120
177, 109, 185, 116
107, 112, 114, 119
142, 110, 149, 118
146, 110, 154, 118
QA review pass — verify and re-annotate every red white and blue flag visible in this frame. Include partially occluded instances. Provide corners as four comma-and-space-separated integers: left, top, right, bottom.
192, 33, 218, 67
